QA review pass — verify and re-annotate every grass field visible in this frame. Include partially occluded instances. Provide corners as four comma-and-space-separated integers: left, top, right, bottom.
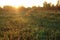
0, 7, 60, 40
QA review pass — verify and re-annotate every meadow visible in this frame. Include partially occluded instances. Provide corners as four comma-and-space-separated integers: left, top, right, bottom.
0, 6, 60, 40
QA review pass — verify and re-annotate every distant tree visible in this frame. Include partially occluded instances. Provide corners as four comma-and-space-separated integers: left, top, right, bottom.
43, 1, 48, 8
3, 6, 17, 14
56, 0, 60, 7
51, 4, 55, 10
51, 4, 55, 7
18, 6, 26, 11
56, 0, 60, 10
43, 1, 51, 9
32, 6, 37, 9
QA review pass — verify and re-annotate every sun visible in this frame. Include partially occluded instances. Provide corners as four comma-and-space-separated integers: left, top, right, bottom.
0, 0, 58, 8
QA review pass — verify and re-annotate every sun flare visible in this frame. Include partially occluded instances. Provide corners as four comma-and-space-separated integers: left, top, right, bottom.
0, 0, 58, 8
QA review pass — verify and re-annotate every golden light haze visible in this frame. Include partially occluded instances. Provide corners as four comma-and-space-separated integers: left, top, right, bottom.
0, 0, 58, 8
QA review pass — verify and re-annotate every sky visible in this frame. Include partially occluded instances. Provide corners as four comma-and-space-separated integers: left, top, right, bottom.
0, 0, 58, 7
